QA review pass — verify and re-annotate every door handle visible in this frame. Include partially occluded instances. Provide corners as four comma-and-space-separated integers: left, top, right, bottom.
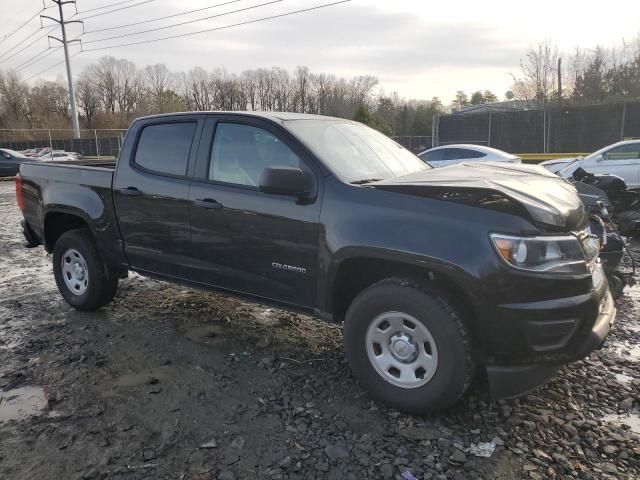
193, 198, 223, 210
118, 186, 143, 197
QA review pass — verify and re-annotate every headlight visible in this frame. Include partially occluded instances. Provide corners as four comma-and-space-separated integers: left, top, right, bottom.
490, 233, 587, 274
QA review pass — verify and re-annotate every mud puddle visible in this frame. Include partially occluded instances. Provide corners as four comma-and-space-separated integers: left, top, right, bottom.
0, 386, 54, 423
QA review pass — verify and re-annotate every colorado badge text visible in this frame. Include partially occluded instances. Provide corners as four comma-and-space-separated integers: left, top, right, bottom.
271, 262, 307, 274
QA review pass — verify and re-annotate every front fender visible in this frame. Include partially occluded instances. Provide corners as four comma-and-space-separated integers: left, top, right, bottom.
315, 178, 537, 319
321, 245, 482, 317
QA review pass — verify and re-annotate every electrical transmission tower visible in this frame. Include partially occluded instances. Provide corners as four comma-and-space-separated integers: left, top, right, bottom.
42, 1, 82, 139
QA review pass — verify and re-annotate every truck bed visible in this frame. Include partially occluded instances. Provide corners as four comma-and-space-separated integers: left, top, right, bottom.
20, 160, 115, 189
18, 159, 122, 266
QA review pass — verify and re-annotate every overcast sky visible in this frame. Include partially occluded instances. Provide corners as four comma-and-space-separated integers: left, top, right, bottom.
2, 0, 640, 103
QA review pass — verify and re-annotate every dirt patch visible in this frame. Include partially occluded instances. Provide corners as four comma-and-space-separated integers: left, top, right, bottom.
0, 182, 638, 479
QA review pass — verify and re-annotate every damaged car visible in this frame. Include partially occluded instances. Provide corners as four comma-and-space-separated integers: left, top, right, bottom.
16, 112, 615, 414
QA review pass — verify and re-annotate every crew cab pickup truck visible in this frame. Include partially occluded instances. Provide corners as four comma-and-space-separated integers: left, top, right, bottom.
16, 112, 616, 414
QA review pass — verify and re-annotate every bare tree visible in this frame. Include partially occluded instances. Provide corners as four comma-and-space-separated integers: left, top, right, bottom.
294, 66, 311, 113
144, 63, 172, 113
241, 70, 258, 111
349, 75, 379, 107
271, 67, 291, 111
114, 59, 143, 116
0, 70, 30, 124
75, 72, 101, 127
91, 57, 119, 114
181, 67, 214, 111
30, 81, 69, 123
511, 40, 559, 106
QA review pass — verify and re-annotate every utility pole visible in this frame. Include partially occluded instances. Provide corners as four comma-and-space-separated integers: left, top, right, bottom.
42, 1, 82, 139
557, 57, 562, 104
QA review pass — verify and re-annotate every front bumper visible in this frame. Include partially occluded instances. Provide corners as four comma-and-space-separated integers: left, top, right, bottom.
486, 289, 615, 398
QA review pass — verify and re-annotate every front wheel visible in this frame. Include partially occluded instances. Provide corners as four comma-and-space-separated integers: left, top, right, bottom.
343, 278, 473, 414
53, 229, 118, 311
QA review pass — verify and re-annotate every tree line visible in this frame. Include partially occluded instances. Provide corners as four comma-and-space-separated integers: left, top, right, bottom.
0, 33, 638, 137
507, 36, 640, 107
0, 58, 443, 137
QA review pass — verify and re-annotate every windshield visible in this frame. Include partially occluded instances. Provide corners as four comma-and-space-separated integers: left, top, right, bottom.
285, 119, 429, 183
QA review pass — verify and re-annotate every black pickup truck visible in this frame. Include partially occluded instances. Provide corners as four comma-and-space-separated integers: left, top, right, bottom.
16, 112, 615, 414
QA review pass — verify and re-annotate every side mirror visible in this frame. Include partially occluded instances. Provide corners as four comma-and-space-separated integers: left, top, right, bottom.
259, 165, 311, 198
595, 154, 605, 162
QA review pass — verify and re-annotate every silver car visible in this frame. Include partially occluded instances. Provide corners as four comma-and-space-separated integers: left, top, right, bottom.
418, 144, 521, 167
540, 140, 640, 189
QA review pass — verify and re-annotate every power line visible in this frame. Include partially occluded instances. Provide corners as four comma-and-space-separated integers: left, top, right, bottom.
0, 6, 46, 47
3, 1, 39, 26
85, 0, 243, 34
0, 24, 47, 62
82, 0, 352, 52
15, 47, 61, 73
49, 0, 82, 138
24, 49, 81, 83
83, 0, 283, 44
77, 0, 158, 21
77, 0, 144, 15
0, 26, 57, 66
22, 1, 351, 85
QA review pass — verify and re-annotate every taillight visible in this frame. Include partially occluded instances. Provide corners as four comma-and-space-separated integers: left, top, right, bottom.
15, 174, 24, 210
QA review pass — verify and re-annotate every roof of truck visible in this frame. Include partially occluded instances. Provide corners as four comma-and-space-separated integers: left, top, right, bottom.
135, 111, 348, 123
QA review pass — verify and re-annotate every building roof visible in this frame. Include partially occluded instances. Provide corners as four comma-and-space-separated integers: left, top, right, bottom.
455, 100, 540, 115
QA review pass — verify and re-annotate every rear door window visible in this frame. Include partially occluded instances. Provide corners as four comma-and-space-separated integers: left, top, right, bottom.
135, 122, 197, 176
445, 148, 486, 160
420, 150, 446, 162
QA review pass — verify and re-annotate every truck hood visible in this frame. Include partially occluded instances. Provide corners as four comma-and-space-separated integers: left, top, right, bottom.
372, 162, 586, 230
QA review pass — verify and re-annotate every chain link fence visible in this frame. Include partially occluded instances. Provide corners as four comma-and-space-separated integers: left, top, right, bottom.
3, 102, 639, 160
436, 101, 640, 154
0, 129, 127, 159
392, 136, 433, 153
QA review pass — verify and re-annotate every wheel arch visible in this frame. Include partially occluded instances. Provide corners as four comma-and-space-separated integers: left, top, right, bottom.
327, 253, 479, 339
43, 208, 95, 253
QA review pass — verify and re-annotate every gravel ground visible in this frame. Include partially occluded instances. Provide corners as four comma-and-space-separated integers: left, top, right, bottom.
0, 179, 638, 480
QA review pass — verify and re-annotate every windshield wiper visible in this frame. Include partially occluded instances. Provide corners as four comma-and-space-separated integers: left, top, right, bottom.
350, 178, 383, 185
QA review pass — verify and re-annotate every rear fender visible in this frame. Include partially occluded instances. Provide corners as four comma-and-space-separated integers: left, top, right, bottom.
41, 184, 126, 270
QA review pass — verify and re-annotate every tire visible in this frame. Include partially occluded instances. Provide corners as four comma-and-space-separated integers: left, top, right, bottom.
343, 278, 473, 414
53, 229, 118, 311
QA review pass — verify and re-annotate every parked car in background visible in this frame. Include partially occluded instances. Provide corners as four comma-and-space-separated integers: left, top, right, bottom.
0, 148, 35, 176
40, 151, 79, 162
19, 148, 81, 161
21, 148, 44, 157
24, 147, 53, 158
539, 157, 578, 174
418, 144, 521, 167
540, 140, 640, 189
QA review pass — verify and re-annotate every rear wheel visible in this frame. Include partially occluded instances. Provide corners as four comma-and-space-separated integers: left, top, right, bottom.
343, 278, 473, 414
53, 229, 118, 311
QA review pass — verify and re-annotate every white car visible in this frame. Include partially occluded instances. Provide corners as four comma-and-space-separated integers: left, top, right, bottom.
41, 151, 79, 162
418, 144, 521, 167
540, 140, 640, 189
